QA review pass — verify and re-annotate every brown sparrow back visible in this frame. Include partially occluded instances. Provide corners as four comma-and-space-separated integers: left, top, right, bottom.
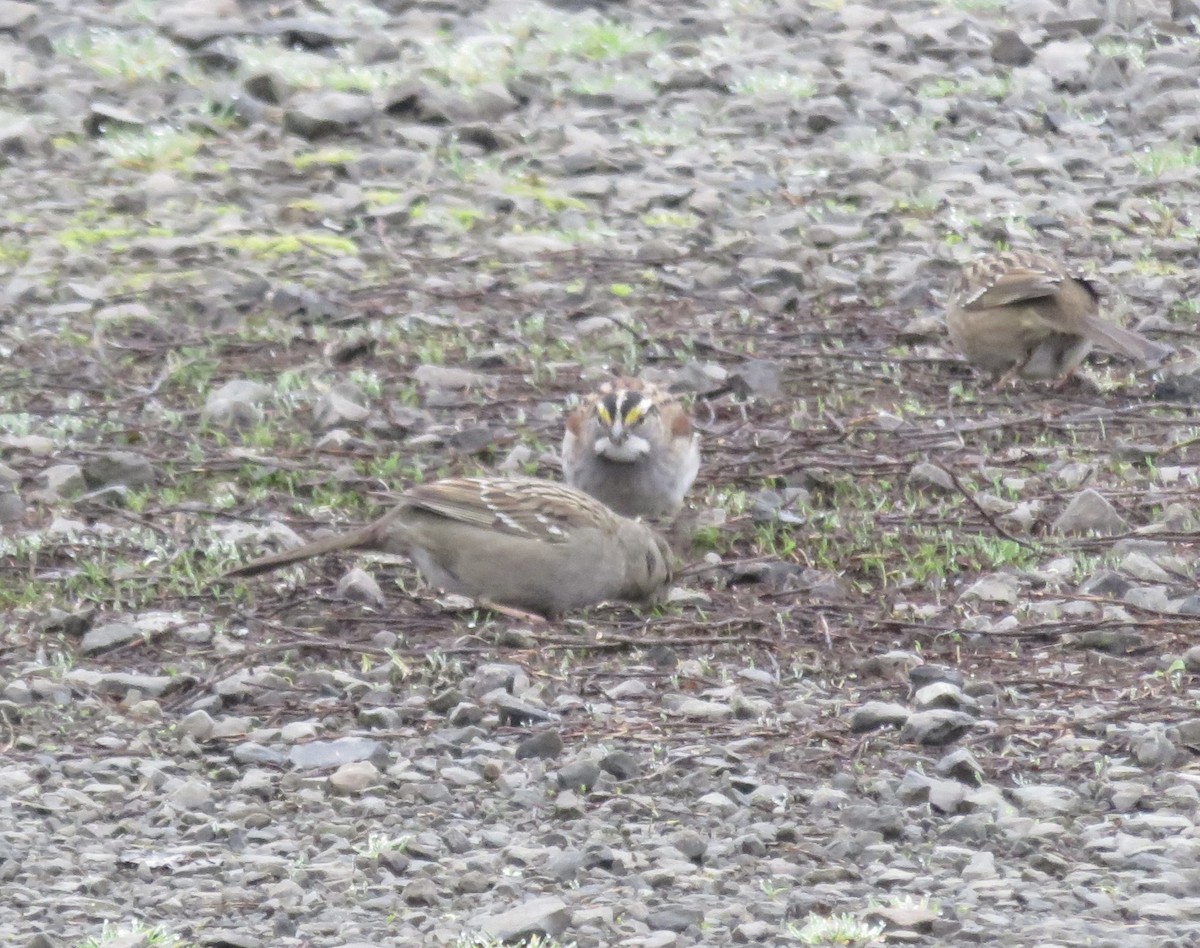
946, 250, 1172, 383
226, 477, 673, 618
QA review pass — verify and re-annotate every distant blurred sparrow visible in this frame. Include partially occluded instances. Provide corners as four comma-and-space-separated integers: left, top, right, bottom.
946, 250, 1172, 384
562, 378, 700, 519
226, 477, 673, 618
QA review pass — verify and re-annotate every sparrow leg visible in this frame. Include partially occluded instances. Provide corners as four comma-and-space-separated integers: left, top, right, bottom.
990, 348, 1039, 391
476, 598, 548, 625
1052, 368, 1078, 391
990, 368, 1018, 391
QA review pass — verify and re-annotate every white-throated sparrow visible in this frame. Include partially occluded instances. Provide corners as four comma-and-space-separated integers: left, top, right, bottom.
562, 377, 700, 519
226, 476, 673, 618
946, 250, 1172, 384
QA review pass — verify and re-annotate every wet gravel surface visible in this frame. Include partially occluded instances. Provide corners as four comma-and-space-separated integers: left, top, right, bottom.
4, 0, 1200, 945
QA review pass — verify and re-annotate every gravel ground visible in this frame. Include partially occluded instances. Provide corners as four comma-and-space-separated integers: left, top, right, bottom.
4, 0, 1200, 946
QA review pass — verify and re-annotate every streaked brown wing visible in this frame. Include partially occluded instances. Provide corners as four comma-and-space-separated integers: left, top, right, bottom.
405, 477, 609, 543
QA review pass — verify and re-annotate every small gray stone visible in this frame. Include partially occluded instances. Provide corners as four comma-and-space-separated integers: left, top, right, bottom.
1078, 569, 1132, 598
908, 462, 954, 492
283, 91, 374, 139
337, 567, 385, 606
1052, 489, 1129, 536
441, 765, 482, 787
476, 896, 569, 942
516, 729, 564, 761
858, 650, 922, 678
663, 696, 731, 720
864, 903, 939, 933
413, 364, 490, 390
457, 870, 493, 894
1171, 718, 1200, 748
79, 621, 141, 654
196, 932, 262, 948
543, 849, 584, 881
180, 709, 215, 740
599, 750, 641, 780
39, 463, 86, 499
0, 1, 37, 31
729, 359, 782, 399
231, 743, 289, 768
289, 737, 383, 770
447, 703, 484, 726
358, 706, 400, 729
63, 669, 178, 697
2, 679, 31, 704
850, 701, 910, 732
491, 693, 552, 726
1118, 552, 1173, 583
647, 905, 704, 932
991, 29, 1034, 66
556, 760, 601, 793
731, 692, 771, 719
329, 760, 379, 793
82, 450, 157, 489
959, 573, 1019, 604
429, 688, 464, 713
913, 682, 977, 713
927, 777, 969, 814
935, 748, 984, 783
1077, 628, 1143, 654
313, 385, 371, 429
1007, 784, 1079, 816
0, 485, 24, 523
896, 769, 932, 804
203, 379, 273, 427
402, 877, 439, 906
243, 70, 290, 105
671, 829, 707, 862
734, 921, 773, 942
167, 777, 212, 809
910, 664, 965, 690
1132, 728, 1178, 768
900, 710, 975, 746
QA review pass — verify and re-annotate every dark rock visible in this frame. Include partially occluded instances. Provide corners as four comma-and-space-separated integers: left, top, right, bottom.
599, 750, 641, 780
647, 905, 705, 932
991, 29, 1034, 66
910, 664, 964, 691
556, 760, 601, 792
81, 451, 156, 489
284, 91, 374, 139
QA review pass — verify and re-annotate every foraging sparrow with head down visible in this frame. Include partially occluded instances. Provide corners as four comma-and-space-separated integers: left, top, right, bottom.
946, 250, 1172, 385
562, 378, 700, 519
226, 476, 674, 618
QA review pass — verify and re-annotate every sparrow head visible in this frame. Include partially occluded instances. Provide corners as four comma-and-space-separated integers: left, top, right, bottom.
593, 387, 657, 461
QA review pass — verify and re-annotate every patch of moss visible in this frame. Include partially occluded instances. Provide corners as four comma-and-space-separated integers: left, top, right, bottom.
504, 180, 589, 213
221, 232, 360, 259
57, 226, 137, 250
292, 148, 359, 170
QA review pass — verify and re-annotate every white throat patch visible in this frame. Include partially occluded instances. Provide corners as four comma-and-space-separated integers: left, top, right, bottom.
594, 434, 651, 462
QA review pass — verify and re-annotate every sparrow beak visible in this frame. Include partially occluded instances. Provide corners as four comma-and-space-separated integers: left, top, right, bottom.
608, 418, 625, 444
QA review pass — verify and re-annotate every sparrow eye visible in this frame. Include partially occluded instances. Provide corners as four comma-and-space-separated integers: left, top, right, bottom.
596, 405, 613, 425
